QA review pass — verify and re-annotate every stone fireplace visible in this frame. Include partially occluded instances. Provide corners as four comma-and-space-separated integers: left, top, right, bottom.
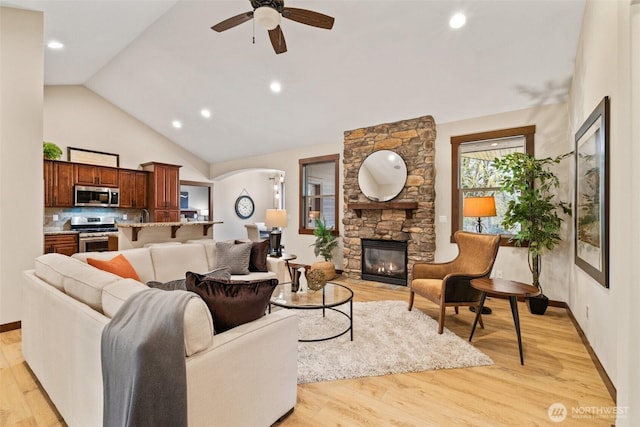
361, 238, 408, 285
342, 115, 436, 283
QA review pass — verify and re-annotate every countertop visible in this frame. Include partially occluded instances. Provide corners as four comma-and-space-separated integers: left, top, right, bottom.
44, 230, 79, 235
116, 221, 223, 228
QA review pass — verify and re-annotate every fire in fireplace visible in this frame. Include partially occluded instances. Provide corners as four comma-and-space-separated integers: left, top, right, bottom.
361, 239, 408, 286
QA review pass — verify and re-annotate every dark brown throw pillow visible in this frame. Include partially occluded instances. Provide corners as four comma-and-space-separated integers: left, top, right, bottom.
235, 239, 269, 272
147, 267, 231, 291
185, 271, 278, 334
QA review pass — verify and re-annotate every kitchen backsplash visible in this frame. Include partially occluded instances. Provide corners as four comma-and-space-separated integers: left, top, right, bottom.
44, 207, 146, 232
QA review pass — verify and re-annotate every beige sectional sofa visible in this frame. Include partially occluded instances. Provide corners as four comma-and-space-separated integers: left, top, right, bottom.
21, 242, 298, 427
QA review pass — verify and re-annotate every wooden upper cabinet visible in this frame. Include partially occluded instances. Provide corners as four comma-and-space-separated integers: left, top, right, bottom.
44, 160, 74, 207
141, 162, 181, 222
74, 163, 119, 187
119, 169, 148, 209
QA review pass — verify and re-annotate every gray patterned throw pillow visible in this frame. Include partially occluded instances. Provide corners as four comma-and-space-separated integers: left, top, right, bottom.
214, 241, 252, 275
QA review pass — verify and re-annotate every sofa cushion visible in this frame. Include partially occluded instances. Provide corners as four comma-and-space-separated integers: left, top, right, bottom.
214, 241, 251, 275
185, 271, 278, 333
88, 254, 141, 281
102, 279, 149, 317
73, 249, 156, 284
149, 244, 209, 283
236, 239, 269, 272
186, 239, 217, 270
34, 253, 78, 292
35, 253, 121, 312
101, 280, 214, 357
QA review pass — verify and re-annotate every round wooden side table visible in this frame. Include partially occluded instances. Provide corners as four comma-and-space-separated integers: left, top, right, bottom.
469, 278, 541, 365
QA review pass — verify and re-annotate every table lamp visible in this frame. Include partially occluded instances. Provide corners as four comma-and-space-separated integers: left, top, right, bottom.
463, 196, 496, 233
265, 209, 287, 257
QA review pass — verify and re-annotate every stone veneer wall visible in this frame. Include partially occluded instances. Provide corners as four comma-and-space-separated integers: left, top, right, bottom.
342, 115, 436, 282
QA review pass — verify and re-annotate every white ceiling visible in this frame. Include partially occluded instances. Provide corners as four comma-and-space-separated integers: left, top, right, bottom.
2, 0, 585, 164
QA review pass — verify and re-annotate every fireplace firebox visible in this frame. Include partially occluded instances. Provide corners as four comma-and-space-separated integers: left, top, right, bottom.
361, 239, 408, 286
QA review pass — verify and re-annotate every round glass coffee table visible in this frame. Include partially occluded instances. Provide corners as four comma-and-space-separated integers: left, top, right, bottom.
269, 282, 353, 342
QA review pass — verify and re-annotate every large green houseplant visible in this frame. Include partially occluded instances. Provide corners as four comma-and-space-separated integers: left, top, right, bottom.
494, 151, 572, 314
310, 217, 339, 280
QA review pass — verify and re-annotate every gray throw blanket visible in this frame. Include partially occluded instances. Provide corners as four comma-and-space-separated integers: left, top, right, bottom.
101, 288, 195, 427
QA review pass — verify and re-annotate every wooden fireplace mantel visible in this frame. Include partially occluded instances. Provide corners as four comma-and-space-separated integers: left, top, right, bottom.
347, 202, 419, 219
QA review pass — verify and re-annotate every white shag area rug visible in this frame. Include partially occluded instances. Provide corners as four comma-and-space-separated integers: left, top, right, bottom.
296, 300, 493, 384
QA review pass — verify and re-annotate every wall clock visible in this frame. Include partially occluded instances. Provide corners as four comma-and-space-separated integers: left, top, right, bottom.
234, 195, 255, 219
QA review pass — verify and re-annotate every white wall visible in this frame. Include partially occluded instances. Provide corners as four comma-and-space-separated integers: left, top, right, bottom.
569, 1, 637, 423
435, 103, 573, 301
211, 142, 343, 268
43, 85, 210, 181
0, 7, 44, 325
212, 169, 280, 242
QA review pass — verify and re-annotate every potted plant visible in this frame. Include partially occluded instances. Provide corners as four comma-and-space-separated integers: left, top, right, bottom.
310, 217, 339, 280
43, 141, 62, 160
493, 151, 572, 315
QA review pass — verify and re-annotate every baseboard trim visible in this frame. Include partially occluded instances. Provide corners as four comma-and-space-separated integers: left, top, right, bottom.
0, 321, 21, 333
562, 303, 617, 402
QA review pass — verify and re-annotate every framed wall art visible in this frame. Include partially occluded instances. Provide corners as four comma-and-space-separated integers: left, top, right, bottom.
574, 96, 609, 288
68, 147, 119, 167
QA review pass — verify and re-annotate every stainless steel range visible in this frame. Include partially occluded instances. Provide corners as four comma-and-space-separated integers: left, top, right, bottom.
71, 216, 118, 253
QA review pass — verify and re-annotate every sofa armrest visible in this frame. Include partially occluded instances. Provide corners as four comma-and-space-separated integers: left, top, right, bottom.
266, 257, 286, 283
184, 310, 298, 426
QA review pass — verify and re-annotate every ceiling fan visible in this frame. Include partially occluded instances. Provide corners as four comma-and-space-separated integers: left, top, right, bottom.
211, 0, 335, 54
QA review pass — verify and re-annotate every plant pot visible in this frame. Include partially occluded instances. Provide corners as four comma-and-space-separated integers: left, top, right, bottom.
310, 261, 336, 281
527, 293, 549, 315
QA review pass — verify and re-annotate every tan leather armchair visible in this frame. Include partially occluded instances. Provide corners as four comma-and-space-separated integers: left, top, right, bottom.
408, 231, 501, 334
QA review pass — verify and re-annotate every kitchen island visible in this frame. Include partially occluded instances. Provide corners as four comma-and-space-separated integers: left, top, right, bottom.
115, 220, 223, 249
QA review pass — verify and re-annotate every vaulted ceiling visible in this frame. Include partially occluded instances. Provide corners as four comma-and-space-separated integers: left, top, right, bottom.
2, 0, 585, 163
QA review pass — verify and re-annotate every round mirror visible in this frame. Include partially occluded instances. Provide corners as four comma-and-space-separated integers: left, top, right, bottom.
358, 150, 407, 202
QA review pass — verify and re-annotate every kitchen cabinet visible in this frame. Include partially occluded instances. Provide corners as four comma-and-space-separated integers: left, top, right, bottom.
74, 163, 119, 187
142, 162, 181, 223
119, 169, 148, 208
44, 234, 78, 256
153, 210, 181, 223
44, 160, 74, 207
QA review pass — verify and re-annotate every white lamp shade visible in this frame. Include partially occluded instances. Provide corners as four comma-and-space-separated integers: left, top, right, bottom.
265, 209, 287, 228
254, 6, 281, 30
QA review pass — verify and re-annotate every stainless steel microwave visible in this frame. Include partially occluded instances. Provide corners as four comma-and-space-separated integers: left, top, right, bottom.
74, 186, 120, 207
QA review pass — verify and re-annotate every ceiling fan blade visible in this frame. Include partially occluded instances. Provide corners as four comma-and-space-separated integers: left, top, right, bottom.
268, 26, 287, 55
211, 11, 253, 32
282, 7, 334, 30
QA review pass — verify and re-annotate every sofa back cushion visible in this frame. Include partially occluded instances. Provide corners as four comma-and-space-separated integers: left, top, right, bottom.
186, 239, 217, 270
73, 249, 155, 284
149, 243, 209, 283
101, 279, 214, 357
35, 253, 120, 312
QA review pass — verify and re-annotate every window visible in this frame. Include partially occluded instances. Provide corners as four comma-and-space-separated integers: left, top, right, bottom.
451, 126, 535, 243
299, 154, 339, 235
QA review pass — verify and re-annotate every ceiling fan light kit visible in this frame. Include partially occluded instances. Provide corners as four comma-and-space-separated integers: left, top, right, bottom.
254, 6, 281, 30
211, 0, 334, 54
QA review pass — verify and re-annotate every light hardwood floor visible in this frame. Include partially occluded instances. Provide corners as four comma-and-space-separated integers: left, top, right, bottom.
1, 278, 615, 426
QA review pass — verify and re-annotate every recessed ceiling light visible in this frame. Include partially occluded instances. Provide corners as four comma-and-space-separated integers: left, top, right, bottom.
270, 81, 282, 93
47, 40, 64, 49
200, 109, 211, 118
172, 120, 182, 129
449, 13, 466, 29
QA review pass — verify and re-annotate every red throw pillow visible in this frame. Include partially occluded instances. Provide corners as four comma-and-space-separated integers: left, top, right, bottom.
88, 254, 141, 281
